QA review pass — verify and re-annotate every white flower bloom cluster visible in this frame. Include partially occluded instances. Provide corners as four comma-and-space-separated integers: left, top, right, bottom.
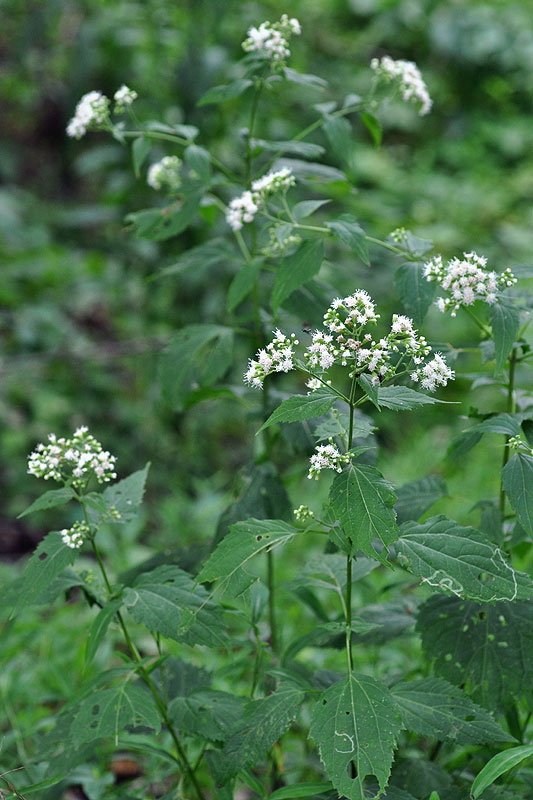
66, 91, 110, 139
424, 252, 517, 317
306, 377, 324, 393
370, 56, 432, 116
114, 84, 138, 112
294, 504, 315, 522
28, 427, 117, 488
308, 441, 349, 480
226, 168, 295, 231
411, 353, 455, 392
61, 520, 90, 550
242, 14, 301, 66
244, 330, 299, 388
147, 156, 182, 191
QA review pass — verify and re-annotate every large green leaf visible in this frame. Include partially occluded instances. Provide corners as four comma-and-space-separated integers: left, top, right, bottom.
88, 463, 150, 526
126, 186, 203, 241
156, 238, 235, 280
446, 412, 524, 460
258, 388, 337, 433
198, 519, 299, 597
227, 258, 262, 311
378, 386, 451, 411
394, 262, 435, 324
309, 672, 402, 800
267, 783, 334, 800
198, 78, 253, 106
417, 595, 533, 710
85, 599, 123, 668
169, 689, 246, 742
471, 745, 533, 799
395, 476, 447, 524
71, 684, 160, 745
391, 677, 513, 744
252, 138, 325, 159
396, 516, 533, 602
123, 565, 227, 648
490, 303, 520, 372
326, 215, 369, 265
329, 464, 398, 564
18, 487, 74, 519
272, 239, 324, 310
14, 531, 77, 612
502, 452, 533, 536
323, 116, 352, 165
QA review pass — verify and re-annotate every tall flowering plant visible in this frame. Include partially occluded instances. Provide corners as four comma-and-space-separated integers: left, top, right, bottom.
5, 12, 533, 800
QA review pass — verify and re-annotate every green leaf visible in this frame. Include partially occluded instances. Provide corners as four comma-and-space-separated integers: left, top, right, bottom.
471, 745, 533, 799
71, 684, 160, 745
329, 463, 398, 565
394, 262, 436, 324
14, 531, 77, 612
275, 157, 346, 184
132, 136, 151, 177
360, 112, 382, 148
490, 303, 520, 372
395, 476, 447, 524
378, 386, 451, 411
155, 238, 235, 280
91, 463, 150, 525
125, 187, 203, 241
198, 518, 299, 597
272, 239, 324, 310
184, 144, 211, 183
227, 258, 262, 312
169, 689, 245, 742
293, 200, 331, 220
396, 515, 533, 602
18, 487, 74, 518
391, 677, 513, 744
502, 453, 533, 536
123, 565, 227, 647
323, 116, 352, 163
252, 138, 325, 159
159, 324, 233, 411
447, 413, 524, 460
258, 389, 337, 433
267, 783, 334, 800
198, 78, 253, 106
326, 215, 369, 266
309, 672, 402, 800
85, 599, 122, 668
417, 595, 533, 710
283, 67, 328, 90
357, 374, 380, 410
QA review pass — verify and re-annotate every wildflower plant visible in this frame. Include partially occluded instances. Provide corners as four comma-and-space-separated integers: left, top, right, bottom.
6, 13, 533, 800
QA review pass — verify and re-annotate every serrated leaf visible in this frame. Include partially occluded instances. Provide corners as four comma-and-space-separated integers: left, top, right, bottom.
184, 144, 211, 183
198, 78, 253, 106
85, 599, 122, 668
258, 389, 337, 433
283, 67, 328, 90
326, 215, 369, 265
471, 745, 533, 799
396, 515, 533, 602
329, 463, 398, 565
227, 258, 262, 311
71, 684, 160, 745
394, 262, 435, 324
391, 677, 513, 744
502, 453, 533, 536
198, 519, 299, 597
309, 672, 402, 800
353, 599, 417, 645
156, 238, 235, 280
92, 463, 150, 525
360, 112, 382, 148
490, 303, 520, 372
272, 239, 324, 309
18, 487, 74, 518
132, 136, 151, 177
123, 565, 227, 648
169, 689, 246, 742
395, 476, 447, 524
447, 413, 523, 460
378, 386, 451, 411
14, 531, 77, 612
323, 116, 352, 164
252, 138, 325, 159
357, 374, 380, 409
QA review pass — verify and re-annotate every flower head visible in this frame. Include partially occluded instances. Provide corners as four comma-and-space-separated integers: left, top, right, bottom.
242, 14, 301, 67
308, 440, 349, 479
226, 169, 295, 231
114, 84, 138, 112
244, 330, 299, 388
61, 520, 90, 549
147, 156, 182, 191
28, 427, 117, 488
411, 353, 455, 392
371, 56, 432, 116
66, 91, 110, 139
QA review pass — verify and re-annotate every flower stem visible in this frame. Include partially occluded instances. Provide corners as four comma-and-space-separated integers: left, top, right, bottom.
499, 348, 517, 520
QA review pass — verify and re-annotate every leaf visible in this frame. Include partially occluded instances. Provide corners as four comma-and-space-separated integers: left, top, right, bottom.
490, 303, 520, 372
132, 136, 151, 177
360, 112, 382, 148
396, 515, 533, 602
502, 453, 533, 536
391, 677, 513, 744
155, 238, 235, 280
283, 67, 328, 90
293, 200, 331, 221
227, 258, 262, 311
92, 463, 150, 525
198, 78, 253, 106
273, 157, 346, 183
71, 684, 160, 745
326, 215, 369, 266
329, 463, 398, 565
309, 672, 402, 800
352, 599, 417, 645
184, 144, 211, 183
18, 487, 74, 518
14, 531, 77, 612
417, 595, 533, 710
158, 324, 233, 411
258, 389, 337, 433
357, 374, 380, 410
252, 138, 325, 159
169, 689, 246, 742
447, 413, 524, 460
323, 116, 352, 164
471, 745, 533, 799
394, 262, 436, 325
272, 239, 324, 310
85, 599, 122, 668
198, 518, 299, 597
395, 476, 447, 524
378, 386, 451, 411
125, 187, 203, 241
123, 565, 227, 648
267, 783, 334, 800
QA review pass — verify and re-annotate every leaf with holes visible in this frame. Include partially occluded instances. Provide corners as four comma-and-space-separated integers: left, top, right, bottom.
258, 389, 337, 433
502, 452, 533, 536
391, 677, 513, 744
309, 672, 402, 800
490, 302, 520, 372
169, 689, 246, 742
71, 684, 160, 745
395, 476, 447, 524
272, 239, 324, 310
394, 262, 435, 324
198, 519, 299, 597
329, 464, 398, 564
18, 487, 74, 519
14, 531, 77, 613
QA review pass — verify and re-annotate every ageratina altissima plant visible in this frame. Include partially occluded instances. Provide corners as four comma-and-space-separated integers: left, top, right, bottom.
242, 14, 301, 67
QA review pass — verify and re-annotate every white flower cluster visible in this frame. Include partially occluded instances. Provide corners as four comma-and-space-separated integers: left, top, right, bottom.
28, 427, 117, 488
424, 252, 517, 317
147, 156, 182, 191
370, 56, 432, 116
308, 441, 349, 480
114, 84, 137, 112
66, 91, 110, 139
244, 329, 299, 388
242, 14, 301, 66
294, 504, 315, 522
411, 353, 455, 392
226, 168, 295, 231
61, 520, 90, 550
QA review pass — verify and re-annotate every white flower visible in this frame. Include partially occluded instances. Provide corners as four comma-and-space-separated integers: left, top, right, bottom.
114, 84, 138, 111
147, 156, 182, 191
28, 427, 117, 488
308, 441, 349, 479
371, 56, 432, 116
226, 169, 295, 231
306, 378, 323, 393
411, 353, 454, 392
244, 330, 299, 388
242, 15, 301, 66
66, 91, 110, 139
61, 520, 90, 549
226, 190, 260, 231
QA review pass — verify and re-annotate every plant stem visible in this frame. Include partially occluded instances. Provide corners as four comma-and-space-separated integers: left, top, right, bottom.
345, 556, 353, 674
267, 550, 278, 654
499, 348, 517, 519
462, 305, 492, 338
245, 82, 263, 187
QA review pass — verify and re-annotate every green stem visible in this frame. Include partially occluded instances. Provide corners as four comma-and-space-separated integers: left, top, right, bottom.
499, 349, 517, 519
245, 82, 263, 187
267, 550, 278, 654
462, 305, 492, 338
345, 556, 353, 674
